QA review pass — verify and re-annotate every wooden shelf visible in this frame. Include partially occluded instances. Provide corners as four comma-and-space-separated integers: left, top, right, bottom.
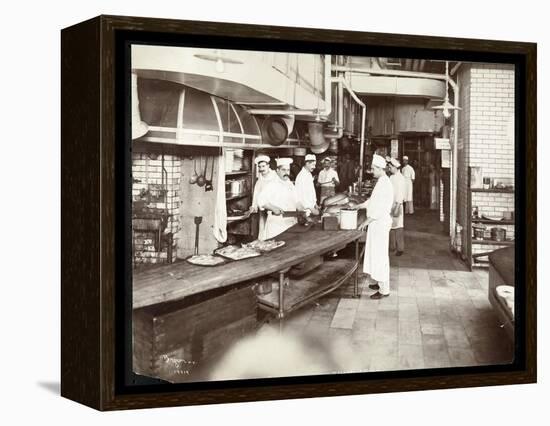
472, 218, 515, 225
472, 239, 514, 246
226, 192, 251, 201
470, 188, 514, 193
226, 170, 251, 176
257, 258, 357, 313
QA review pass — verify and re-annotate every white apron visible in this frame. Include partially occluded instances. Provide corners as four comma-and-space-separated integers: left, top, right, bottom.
363, 174, 393, 283
294, 167, 317, 211
263, 214, 297, 240
390, 172, 406, 230
257, 177, 298, 240
252, 169, 278, 240
402, 165, 415, 202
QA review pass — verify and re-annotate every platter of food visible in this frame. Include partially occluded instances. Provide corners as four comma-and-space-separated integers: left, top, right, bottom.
242, 239, 286, 253
214, 245, 262, 261
185, 254, 227, 267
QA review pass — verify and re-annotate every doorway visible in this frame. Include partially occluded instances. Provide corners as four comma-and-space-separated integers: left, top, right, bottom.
399, 134, 447, 236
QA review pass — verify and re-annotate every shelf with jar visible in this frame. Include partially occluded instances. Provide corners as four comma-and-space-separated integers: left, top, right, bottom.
224, 149, 256, 240
466, 167, 515, 270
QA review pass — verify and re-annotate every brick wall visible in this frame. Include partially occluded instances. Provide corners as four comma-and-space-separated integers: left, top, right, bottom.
456, 63, 515, 259
132, 152, 182, 265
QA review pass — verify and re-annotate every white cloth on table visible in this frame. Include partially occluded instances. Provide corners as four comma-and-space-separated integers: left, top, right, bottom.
390, 171, 406, 229
294, 167, 317, 211
363, 174, 393, 290
496, 285, 515, 316
257, 177, 298, 240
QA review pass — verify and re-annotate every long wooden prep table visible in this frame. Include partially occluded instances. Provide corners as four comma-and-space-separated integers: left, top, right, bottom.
133, 228, 363, 310
132, 228, 364, 382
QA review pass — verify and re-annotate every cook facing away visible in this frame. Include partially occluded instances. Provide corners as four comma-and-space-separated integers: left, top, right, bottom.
294, 154, 320, 216
354, 154, 394, 299
257, 158, 302, 240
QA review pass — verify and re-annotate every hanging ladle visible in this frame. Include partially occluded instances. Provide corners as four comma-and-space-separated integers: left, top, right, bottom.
189, 156, 198, 184
205, 156, 215, 192
197, 155, 207, 187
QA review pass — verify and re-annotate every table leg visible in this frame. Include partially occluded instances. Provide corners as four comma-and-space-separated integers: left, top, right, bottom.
354, 240, 360, 298
278, 271, 286, 332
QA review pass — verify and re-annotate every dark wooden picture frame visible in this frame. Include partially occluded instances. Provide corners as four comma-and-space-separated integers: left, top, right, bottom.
61, 15, 536, 411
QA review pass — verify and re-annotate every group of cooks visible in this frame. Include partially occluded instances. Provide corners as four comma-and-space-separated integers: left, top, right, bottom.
248, 153, 415, 300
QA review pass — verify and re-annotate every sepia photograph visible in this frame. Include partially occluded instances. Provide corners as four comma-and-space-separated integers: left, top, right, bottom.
130, 45, 516, 383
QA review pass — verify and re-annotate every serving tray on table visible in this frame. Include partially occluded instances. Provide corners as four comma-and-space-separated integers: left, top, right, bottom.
185, 254, 228, 267
214, 244, 262, 261
242, 239, 286, 253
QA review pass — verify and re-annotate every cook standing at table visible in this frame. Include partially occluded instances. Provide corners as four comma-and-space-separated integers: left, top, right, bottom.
317, 157, 340, 204
249, 155, 278, 240
257, 158, 301, 240
295, 154, 320, 215
354, 154, 394, 299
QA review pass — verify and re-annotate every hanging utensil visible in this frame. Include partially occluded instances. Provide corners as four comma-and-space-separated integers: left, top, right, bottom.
205, 156, 215, 191
194, 216, 203, 255
197, 155, 207, 187
189, 157, 198, 184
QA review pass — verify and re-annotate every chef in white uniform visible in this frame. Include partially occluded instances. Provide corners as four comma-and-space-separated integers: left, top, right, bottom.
249, 155, 278, 240
257, 158, 300, 240
318, 158, 340, 204
294, 154, 320, 215
402, 155, 415, 214
354, 154, 394, 299
388, 158, 406, 255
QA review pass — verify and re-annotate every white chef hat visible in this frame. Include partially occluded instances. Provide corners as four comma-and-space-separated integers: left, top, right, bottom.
372, 154, 386, 169
390, 158, 401, 168
276, 157, 293, 167
254, 154, 270, 165
403, 155, 409, 161
305, 154, 316, 162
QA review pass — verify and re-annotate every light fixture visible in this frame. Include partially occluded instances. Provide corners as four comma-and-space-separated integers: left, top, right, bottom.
193, 50, 244, 74
215, 57, 225, 73
432, 61, 461, 119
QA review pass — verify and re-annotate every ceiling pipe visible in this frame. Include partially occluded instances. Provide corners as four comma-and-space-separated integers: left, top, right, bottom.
450, 62, 462, 76
450, 85, 460, 249
333, 63, 461, 243
335, 76, 366, 188
333, 65, 447, 81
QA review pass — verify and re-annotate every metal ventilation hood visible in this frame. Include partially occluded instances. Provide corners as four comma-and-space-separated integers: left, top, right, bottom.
135, 78, 307, 149
136, 78, 262, 147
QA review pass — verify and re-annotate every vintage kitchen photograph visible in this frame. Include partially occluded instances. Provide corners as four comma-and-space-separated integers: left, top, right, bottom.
130, 45, 516, 383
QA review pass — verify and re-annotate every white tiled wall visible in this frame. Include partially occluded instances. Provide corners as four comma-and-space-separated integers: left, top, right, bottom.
456, 64, 515, 259
132, 152, 182, 264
